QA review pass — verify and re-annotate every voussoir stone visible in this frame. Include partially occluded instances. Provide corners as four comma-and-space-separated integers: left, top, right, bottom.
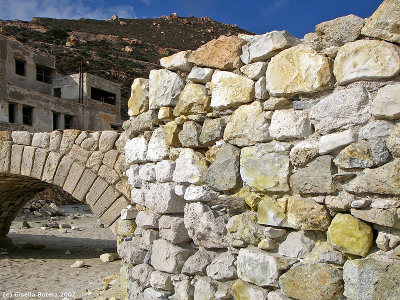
210, 70, 255, 110
240, 142, 290, 192
173, 83, 209, 116
223, 101, 271, 146
188, 35, 246, 70
279, 263, 344, 300
128, 78, 149, 116
266, 45, 334, 96
361, 0, 400, 44
371, 84, 400, 120
149, 69, 185, 109
240, 30, 301, 64
334, 39, 400, 85
160, 50, 193, 72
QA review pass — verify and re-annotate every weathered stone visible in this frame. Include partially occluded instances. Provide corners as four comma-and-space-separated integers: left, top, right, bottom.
149, 69, 184, 109
138, 163, 156, 182
344, 256, 400, 300
99, 252, 119, 262
199, 118, 225, 146
371, 84, 400, 120
193, 277, 218, 300
325, 192, 353, 213
159, 215, 191, 244
183, 185, 218, 202
240, 62, 268, 80
327, 213, 373, 257
155, 160, 175, 183
80, 137, 97, 151
146, 127, 169, 162
232, 279, 269, 300
11, 131, 31, 145
206, 252, 237, 281
150, 239, 191, 273
158, 106, 173, 121
240, 30, 300, 64
263, 97, 292, 111
172, 148, 208, 184
49, 131, 62, 151
188, 35, 246, 70
20, 146, 35, 176
334, 40, 400, 85
310, 86, 369, 134
145, 183, 185, 214
150, 271, 174, 292
173, 83, 209, 116
319, 129, 357, 155
131, 263, 155, 287
135, 210, 160, 229
32, 132, 50, 148
287, 196, 331, 230
117, 240, 147, 265
269, 109, 312, 140
345, 159, 400, 195
117, 219, 137, 237
98, 164, 119, 184
387, 123, 400, 157
279, 263, 343, 300
182, 250, 217, 276
290, 156, 335, 194
257, 196, 289, 227
255, 76, 269, 100
290, 141, 319, 166
266, 45, 334, 96
128, 78, 149, 116
304, 242, 345, 265
126, 164, 142, 188
334, 141, 374, 169
361, 0, 400, 44
178, 121, 202, 148
268, 290, 291, 300
184, 202, 228, 248
351, 207, 400, 229
240, 143, 290, 192
227, 211, 266, 246
187, 66, 214, 84
237, 247, 279, 287
59, 130, 80, 154
164, 121, 181, 147
279, 230, 316, 259
224, 101, 271, 146
360, 120, 394, 140
125, 136, 148, 164
205, 143, 241, 191
143, 288, 171, 300
124, 110, 158, 137
160, 50, 193, 72
210, 71, 255, 110
171, 278, 194, 300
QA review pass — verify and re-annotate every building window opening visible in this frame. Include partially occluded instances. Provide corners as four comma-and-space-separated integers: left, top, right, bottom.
36, 65, 52, 84
53, 112, 60, 130
91, 87, 116, 106
110, 124, 121, 130
22, 106, 33, 126
15, 59, 26, 76
8, 102, 16, 123
54, 87, 62, 98
64, 114, 74, 129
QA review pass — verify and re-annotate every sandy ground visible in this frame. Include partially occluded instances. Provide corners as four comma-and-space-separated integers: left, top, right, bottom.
0, 205, 124, 300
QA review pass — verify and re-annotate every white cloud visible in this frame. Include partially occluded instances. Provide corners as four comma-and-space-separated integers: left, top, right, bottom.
0, 0, 137, 21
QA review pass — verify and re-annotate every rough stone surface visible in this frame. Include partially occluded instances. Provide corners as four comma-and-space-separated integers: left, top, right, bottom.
319, 129, 357, 155
240, 30, 300, 64
226, 211, 266, 245
149, 69, 185, 109
125, 137, 148, 164
11, 131, 31, 145
183, 184, 219, 202
371, 84, 400, 120
188, 35, 246, 70
290, 156, 335, 194
334, 40, 400, 85
178, 121, 202, 148
232, 279, 269, 300
310, 86, 369, 134
160, 50, 193, 72
172, 148, 208, 184
237, 247, 279, 287
146, 127, 169, 162
240, 143, 290, 192
263, 97, 292, 111
138, 163, 156, 182
128, 78, 149, 116
257, 196, 289, 227
240, 62, 268, 80
187, 66, 214, 84
118, 240, 147, 265
224, 101, 271, 146
210, 71, 255, 110
327, 213, 373, 257
182, 250, 217, 275
173, 83, 209, 116
266, 45, 334, 96
279, 263, 344, 300
155, 160, 175, 183
351, 207, 400, 229
159, 215, 191, 244
199, 118, 225, 146
387, 123, 400, 157
151, 239, 191, 273
184, 202, 228, 248
32, 132, 50, 148
206, 252, 237, 281
290, 141, 319, 166
145, 183, 186, 214
269, 109, 312, 140
255, 76, 269, 100
361, 0, 400, 44
333, 141, 374, 169
279, 230, 316, 258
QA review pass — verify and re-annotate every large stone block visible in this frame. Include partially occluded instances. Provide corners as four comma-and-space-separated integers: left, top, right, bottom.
32, 132, 50, 148
240, 143, 290, 192
30, 148, 49, 179
146, 127, 169, 162
371, 84, 400, 120
227, 211, 267, 245
11, 131, 31, 145
178, 121, 202, 148
150, 239, 191, 273
99, 131, 119, 152
172, 148, 208, 184
42, 152, 63, 183
199, 118, 225, 146
266, 45, 334, 96
257, 196, 289, 227
173, 83, 209, 116
125, 136, 148, 165
145, 183, 185, 214
72, 169, 97, 201
278, 230, 316, 259
159, 215, 191, 244
232, 279, 269, 300
63, 162, 85, 194
188, 35, 246, 70
387, 123, 400, 157
160, 50, 193, 72
187, 66, 214, 84
361, 0, 400, 44
319, 129, 357, 155
21, 146, 35, 176
333, 141, 374, 169
206, 252, 237, 281
149, 69, 184, 109
10, 144, 23, 174
59, 129, 80, 154
269, 109, 312, 140
240, 62, 268, 80
223, 101, 271, 146
334, 40, 400, 85
209, 71, 255, 110
182, 250, 217, 275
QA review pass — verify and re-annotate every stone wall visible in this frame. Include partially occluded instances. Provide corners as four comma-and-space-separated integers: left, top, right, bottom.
119, 1, 400, 299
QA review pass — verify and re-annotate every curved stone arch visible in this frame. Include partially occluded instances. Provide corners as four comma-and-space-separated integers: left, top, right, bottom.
0, 129, 130, 238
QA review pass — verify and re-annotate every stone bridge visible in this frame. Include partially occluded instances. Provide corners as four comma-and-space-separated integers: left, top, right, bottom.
0, 129, 130, 241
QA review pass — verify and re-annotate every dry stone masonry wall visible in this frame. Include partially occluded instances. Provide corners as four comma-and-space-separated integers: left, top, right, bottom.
119, 1, 400, 299
0, 129, 130, 241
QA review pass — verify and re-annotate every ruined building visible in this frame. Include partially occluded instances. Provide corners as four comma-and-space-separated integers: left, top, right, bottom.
0, 35, 122, 132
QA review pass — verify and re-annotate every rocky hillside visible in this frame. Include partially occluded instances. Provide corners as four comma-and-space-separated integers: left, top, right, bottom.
0, 15, 252, 118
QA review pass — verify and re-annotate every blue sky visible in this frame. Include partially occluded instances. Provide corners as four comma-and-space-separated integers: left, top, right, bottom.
0, 0, 383, 37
